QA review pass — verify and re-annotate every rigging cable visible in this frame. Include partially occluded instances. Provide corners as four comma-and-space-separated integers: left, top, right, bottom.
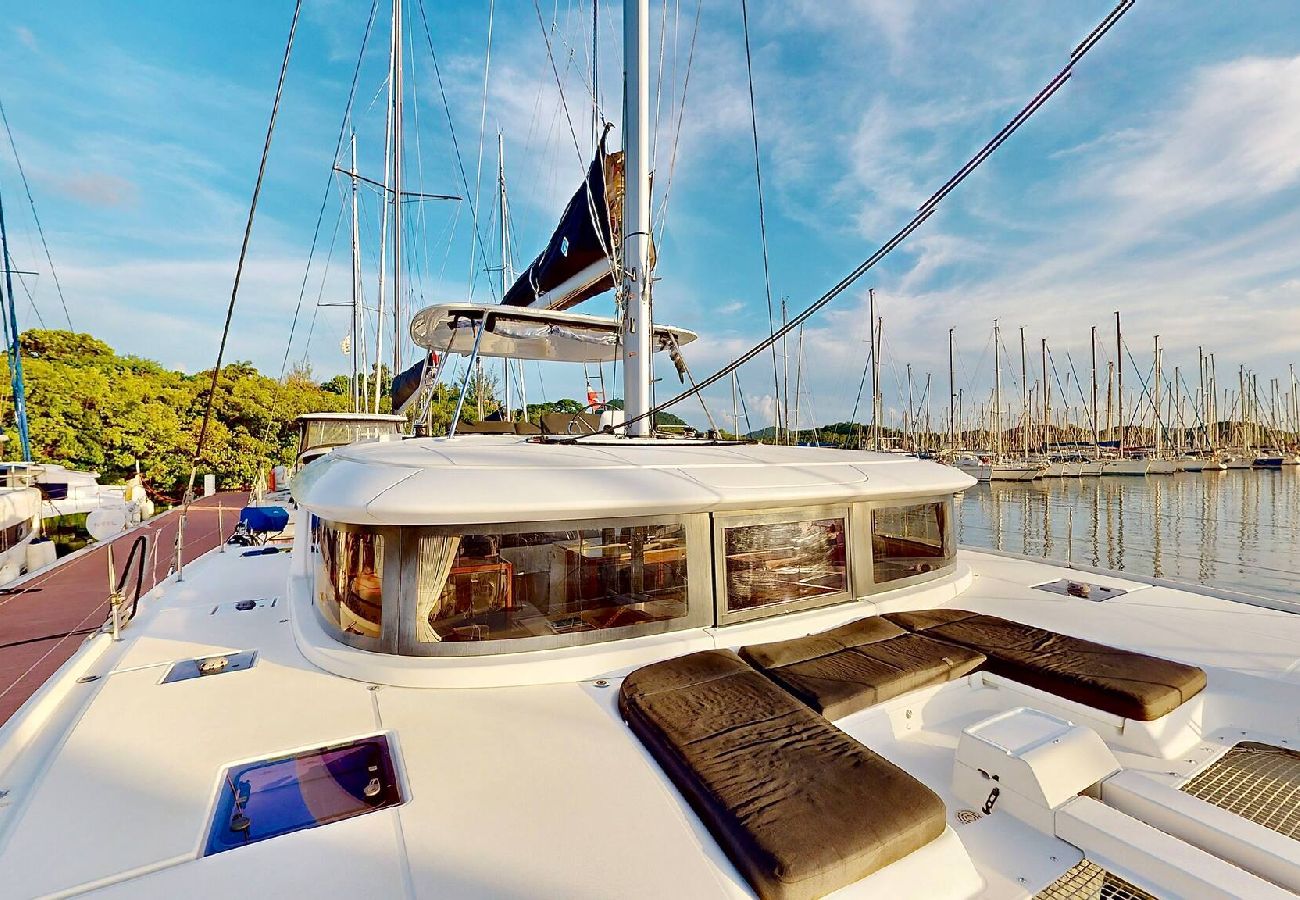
739, 0, 784, 438
0, 97, 73, 329
415, 0, 499, 300
189, 0, 301, 494
257, 0, 379, 459
566, 0, 1136, 441
466, 0, 496, 300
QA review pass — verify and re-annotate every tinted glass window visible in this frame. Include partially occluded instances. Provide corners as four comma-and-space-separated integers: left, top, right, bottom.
316, 525, 384, 638
205, 736, 401, 856
872, 502, 952, 584
414, 523, 689, 642
723, 518, 847, 612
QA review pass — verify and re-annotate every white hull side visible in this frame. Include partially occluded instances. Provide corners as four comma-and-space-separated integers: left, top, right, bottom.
1101, 459, 1150, 476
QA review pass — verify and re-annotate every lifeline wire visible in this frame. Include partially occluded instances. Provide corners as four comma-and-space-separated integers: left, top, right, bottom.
189, 0, 302, 490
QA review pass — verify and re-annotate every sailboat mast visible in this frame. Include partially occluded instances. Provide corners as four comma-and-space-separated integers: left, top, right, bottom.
0, 189, 29, 461
994, 320, 1003, 461
391, 0, 404, 374
349, 134, 362, 414
1091, 325, 1099, 457
621, 0, 652, 436
869, 289, 880, 451
1115, 311, 1123, 456
498, 131, 512, 421
1019, 327, 1028, 457
1041, 338, 1050, 454
948, 327, 956, 452
1153, 335, 1161, 457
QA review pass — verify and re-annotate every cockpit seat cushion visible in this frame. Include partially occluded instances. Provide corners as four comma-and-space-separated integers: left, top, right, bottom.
619, 649, 947, 900
883, 609, 1207, 721
740, 617, 987, 720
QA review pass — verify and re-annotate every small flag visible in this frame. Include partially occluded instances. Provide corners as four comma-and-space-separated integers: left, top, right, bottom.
341, 334, 351, 355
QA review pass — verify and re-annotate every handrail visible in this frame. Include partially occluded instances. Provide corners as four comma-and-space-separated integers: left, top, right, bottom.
116, 533, 149, 622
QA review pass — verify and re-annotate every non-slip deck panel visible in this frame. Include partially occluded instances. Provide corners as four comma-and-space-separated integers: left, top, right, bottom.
619, 649, 947, 900
741, 617, 986, 719
884, 609, 1207, 721
1181, 741, 1300, 840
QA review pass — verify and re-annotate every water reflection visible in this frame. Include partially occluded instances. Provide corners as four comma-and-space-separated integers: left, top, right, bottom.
955, 470, 1300, 603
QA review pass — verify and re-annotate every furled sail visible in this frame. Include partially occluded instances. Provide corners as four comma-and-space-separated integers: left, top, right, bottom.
503, 140, 630, 311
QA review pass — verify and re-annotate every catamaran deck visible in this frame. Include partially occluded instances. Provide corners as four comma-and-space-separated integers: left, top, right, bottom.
1, 533, 1296, 898
0, 493, 247, 726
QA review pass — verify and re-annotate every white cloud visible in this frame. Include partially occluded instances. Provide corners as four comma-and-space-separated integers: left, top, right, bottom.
13, 26, 36, 52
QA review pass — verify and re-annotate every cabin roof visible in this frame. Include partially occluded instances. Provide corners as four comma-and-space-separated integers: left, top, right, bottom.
293, 413, 407, 423
293, 436, 974, 525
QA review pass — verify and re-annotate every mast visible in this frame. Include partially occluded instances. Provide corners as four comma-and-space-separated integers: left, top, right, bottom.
621, 0, 652, 436
781, 299, 790, 445
1115, 311, 1123, 456
497, 131, 512, 420
1019, 327, 1028, 457
390, 0, 404, 375
994, 320, 1003, 461
1041, 337, 1050, 455
869, 289, 880, 451
948, 327, 956, 452
372, 10, 395, 415
1090, 325, 1099, 458
349, 134, 361, 414
1197, 347, 1205, 452
0, 188, 29, 461
905, 364, 913, 453
1153, 335, 1161, 457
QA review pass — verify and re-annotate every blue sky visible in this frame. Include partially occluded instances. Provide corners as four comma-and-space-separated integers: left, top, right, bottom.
3, 1, 1300, 431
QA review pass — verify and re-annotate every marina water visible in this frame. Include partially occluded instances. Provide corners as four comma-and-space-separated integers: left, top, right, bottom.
956, 469, 1300, 604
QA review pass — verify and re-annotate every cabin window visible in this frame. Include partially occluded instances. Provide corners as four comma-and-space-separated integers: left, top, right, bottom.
871, 501, 952, 584
315, 524, 385, 640
412, 522, 690, 643
0, 520, 28, 552
716, 509, 850, 623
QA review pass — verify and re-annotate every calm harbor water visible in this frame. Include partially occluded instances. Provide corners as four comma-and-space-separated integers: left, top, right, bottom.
955, 469, 1300, 604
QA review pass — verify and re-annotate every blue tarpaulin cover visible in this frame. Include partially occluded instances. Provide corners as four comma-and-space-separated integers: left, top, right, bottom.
239, 505, 290, 534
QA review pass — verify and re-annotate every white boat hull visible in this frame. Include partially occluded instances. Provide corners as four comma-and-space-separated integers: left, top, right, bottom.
990, 464, 1041, 481
1101, 459, 1150, 476
1146, 459, 1178, 475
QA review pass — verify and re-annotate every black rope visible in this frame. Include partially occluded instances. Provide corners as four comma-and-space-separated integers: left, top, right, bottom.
0, 97, 73, 329
739, 0, 783, 437
189, 0, 302, 491
566, 0, 1136, 442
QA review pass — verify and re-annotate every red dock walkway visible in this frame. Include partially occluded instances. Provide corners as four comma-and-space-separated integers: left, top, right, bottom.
0, 492, 249, 725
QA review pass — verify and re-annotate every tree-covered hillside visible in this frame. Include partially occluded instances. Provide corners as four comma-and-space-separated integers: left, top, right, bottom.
1, 330, 354, 498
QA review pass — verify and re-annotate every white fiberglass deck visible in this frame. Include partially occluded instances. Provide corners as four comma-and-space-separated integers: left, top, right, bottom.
1, 536, 1298, 898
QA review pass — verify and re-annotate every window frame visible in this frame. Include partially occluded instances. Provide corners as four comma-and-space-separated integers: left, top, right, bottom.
712, 503, 855, 626
855, 496, 956, 595
310, 520, 397, 654
312, 514, 711, 656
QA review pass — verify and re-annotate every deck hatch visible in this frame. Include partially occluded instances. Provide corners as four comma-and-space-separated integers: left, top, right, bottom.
204, 734, 402, 856
1032, 579, 1126, 601
162, 650, 258, 684
1180, 741, 1300, 840
1035, 859, 1156, 900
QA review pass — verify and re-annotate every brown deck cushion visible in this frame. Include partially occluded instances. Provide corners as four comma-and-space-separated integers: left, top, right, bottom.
741, 617, 986, 719
884, 609, 1207, 721
620, 649, 947, 900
